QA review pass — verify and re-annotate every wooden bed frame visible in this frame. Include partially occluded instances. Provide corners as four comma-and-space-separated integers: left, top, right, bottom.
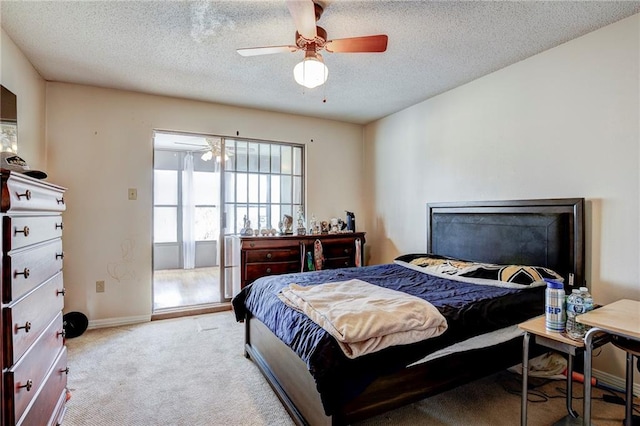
242, 198, 585, 425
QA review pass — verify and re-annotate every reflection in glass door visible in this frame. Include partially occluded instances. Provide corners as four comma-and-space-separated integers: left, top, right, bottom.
152, 132, 224, 311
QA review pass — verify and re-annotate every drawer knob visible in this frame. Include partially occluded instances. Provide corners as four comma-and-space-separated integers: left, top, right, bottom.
18, 379, 33, 392
16, 321, 32, 333
344, 261, 349, 266
56, 222, 64, 230
14, 268, 30, 279
14, 226, 30, 237
250, 242, 255, 248
60, 367, 70, 375
17, 189, 32, 200
56, 252, 65, 260
266, 268, 272, 273
266, 253, 272, 259
57, 196, 65, 205
57, 288, 66, 296
57, 329, 66, 339
344, 248, 349, 254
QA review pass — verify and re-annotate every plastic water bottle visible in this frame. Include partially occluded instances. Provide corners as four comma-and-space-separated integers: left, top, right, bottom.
545, 279, 565, 332
565, 289, 581, 339
566, 286, 594, 340
580, 287, 594, 313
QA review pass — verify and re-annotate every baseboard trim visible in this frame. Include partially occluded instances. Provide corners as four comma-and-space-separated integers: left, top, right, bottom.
88, 315, 151, 330
85, 303, 233, 329
151, 303, 231, 321
594, 368, 640, 397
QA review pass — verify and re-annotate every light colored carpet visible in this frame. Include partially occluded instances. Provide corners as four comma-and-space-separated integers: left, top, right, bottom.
64, 311, 632, 425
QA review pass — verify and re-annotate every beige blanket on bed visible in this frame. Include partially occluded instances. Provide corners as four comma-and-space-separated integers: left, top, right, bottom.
277, 279, 448, 359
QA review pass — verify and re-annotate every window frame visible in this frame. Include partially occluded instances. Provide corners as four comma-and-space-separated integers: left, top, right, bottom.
223, 138, 305, 236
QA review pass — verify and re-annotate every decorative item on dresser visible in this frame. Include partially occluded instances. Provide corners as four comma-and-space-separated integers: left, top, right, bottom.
237, 232, 366, 289
1, 171, 68, 426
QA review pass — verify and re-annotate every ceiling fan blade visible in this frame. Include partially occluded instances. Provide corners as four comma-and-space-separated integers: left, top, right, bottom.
175, 142, 207, 147
325, 34, 388, 53
237, 45, 298, 57
286, 0, 317, 40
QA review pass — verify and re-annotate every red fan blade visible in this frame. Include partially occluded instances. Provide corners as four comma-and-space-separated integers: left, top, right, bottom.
286, 0, 317, 40
237, 45, 298, 57
325, 34, 388, 53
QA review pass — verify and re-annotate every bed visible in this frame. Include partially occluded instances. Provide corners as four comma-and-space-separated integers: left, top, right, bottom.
232, 198, 585, 425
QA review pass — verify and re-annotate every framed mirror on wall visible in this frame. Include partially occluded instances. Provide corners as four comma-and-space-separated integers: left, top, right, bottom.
1, 85, 18, 153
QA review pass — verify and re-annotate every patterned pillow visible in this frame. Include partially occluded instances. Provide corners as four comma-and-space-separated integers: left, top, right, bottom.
394, 253, 563, 285
458, 264, 563, 285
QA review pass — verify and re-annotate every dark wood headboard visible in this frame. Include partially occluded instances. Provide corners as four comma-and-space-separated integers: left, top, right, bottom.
427, 198, 585, 291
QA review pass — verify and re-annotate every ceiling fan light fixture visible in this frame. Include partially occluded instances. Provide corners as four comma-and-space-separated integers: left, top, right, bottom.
293, 52, 328, 89
201, 150, 214, 161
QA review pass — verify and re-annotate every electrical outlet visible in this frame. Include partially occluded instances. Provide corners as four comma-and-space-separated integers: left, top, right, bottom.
128, 188, 137, 200
96, 280, 105, 293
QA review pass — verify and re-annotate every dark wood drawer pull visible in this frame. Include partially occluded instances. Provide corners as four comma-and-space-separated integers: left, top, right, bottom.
266, 253, 272, 259
344, 261, 349, 266
17, 190, 32, 200
56, 252, 64, 260
56, 222, 64, 230
343, 249, 349, 254
16, 321, 32, 333
18, 379, 33, 391
57, 288, 66, 296
266, 268, 272, 273
14, 268, 30, 279
57, 197, 65, 205
57, 329, 66, 338
15, 226, 30, 237
60, 367, 70, 375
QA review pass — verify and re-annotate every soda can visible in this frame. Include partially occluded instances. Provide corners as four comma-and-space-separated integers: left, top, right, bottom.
545, 279, 565, 332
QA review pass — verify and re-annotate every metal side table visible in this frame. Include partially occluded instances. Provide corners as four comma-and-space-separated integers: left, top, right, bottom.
519, 315, 608, 426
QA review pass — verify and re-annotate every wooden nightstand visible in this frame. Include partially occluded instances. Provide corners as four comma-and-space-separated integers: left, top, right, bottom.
518, 315, 608, 426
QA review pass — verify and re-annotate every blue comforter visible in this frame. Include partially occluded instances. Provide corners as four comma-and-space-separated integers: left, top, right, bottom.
232, 263, 544, 414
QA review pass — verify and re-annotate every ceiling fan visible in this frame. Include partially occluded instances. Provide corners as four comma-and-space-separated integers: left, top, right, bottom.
237, 0, 388, 89
174, 138, 232, 162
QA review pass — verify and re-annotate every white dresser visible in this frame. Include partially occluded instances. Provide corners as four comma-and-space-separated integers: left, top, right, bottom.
1, 171, 68, 425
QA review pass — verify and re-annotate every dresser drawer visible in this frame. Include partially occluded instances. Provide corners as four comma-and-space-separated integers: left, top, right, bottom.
3, 238, 63, 303
3, 215, 63, 252
323, 257, 353, 269
4, 272, 65, 366
6, 312, 65, 423
322, 243, 354, 259
1, 173, 66, 214
16, 347, 68, 426
244, 248, 300, 263
245, 262, 300, 281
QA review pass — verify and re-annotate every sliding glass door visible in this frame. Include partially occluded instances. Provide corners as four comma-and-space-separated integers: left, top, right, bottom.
152, 131, 304, 311
221, 138, 304, 297
153, 132, 224, 310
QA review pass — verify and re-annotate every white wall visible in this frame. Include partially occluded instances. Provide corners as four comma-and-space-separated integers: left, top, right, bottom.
0, 28, 46, 168
44, 83, 364, 325
364, 14, 640, 385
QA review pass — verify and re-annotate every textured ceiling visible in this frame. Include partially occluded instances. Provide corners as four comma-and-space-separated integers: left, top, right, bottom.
1, 1, 639, 124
